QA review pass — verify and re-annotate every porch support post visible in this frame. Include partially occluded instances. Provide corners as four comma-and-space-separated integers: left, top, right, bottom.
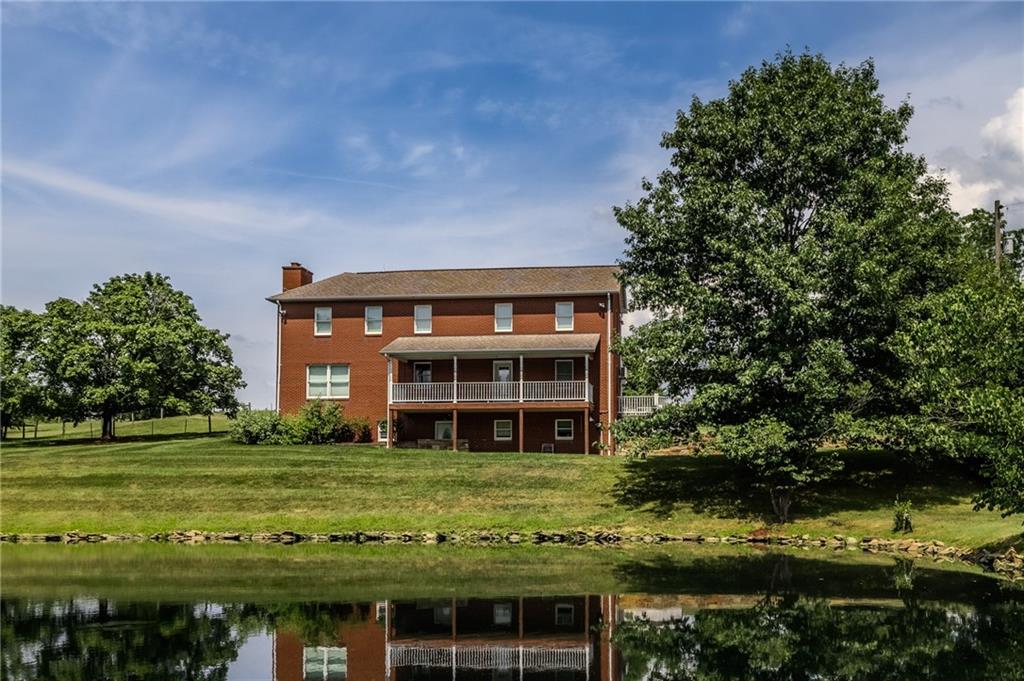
386, 355, 393, 449
518, 408, 524, 454
452, 409, 458, 452
584, 406, 590, 455
387, 409, 394, 449
453, 355, 458, 404
519, 354, 524, 402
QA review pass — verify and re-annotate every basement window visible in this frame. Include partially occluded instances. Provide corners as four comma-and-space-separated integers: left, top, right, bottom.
555, 418, 574, 440
494, 419, 513, 441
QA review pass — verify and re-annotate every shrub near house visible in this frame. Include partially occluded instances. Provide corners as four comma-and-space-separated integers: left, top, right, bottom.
230, 401, 371, 445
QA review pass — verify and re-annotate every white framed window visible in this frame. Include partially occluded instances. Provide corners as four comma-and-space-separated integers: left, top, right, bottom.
377, 420, 388, 443
303, 646, 347, 681
413, 362, 432, 384
493, 603, 513, 625
494, 419, 513, 441
555, 301, 574, 331
555, 359, 574, 381
492, 360, 514, 382
365, 305, 383, 335
314, 306, 332, 336
555, 418, 574, 440
433, 605, 452, 625
555, 604, 574, 626
414, 304, 432, 334
307, 364, 350, 399
435, 420, 453, 440
494, 303, 513, 333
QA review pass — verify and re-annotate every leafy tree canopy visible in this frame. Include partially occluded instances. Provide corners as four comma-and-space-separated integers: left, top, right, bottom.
888, 265, 1024, 517
615, 51, 967, 520
33, 272, 244, 439
0, 305, 43, 437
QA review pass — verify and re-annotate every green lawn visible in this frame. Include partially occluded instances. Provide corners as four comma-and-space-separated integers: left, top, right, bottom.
6, 413, 231, 441
1, 434, 1020, 549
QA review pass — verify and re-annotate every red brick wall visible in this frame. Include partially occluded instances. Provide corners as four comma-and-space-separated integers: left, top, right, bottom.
277, 293, 622, 452
396, 410, 592, 454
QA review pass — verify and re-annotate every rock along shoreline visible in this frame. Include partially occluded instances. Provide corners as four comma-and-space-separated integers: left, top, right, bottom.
1, 529, 1020, 580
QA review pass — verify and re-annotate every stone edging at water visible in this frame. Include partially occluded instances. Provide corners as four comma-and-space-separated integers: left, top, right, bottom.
1, 529, 1020, 580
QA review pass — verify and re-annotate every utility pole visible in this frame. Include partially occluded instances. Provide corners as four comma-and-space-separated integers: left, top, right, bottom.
994, 199, 1004, 266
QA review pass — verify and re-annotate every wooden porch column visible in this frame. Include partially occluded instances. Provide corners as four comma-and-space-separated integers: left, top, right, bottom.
518, 596, 524, 639
519, 354, 524, 402
452, 409, 458, 452
584, 407, 590, 455
388, 409, 395, 449
386, 356, 393, 449
518, 408, 524, 453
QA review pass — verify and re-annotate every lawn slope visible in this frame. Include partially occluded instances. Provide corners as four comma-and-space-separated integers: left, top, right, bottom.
1, 435, 1020, 549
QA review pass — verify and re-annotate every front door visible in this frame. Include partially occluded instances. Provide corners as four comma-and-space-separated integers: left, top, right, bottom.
493, 360, 514, 382
435, 420, 453, 440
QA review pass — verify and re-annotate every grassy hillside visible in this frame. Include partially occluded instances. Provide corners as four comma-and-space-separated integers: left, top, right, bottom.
6, 413, 231, 441
1, 435, 1020, 549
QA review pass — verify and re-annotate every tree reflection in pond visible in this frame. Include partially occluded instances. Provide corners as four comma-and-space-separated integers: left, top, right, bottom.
612, 596, 1024, 681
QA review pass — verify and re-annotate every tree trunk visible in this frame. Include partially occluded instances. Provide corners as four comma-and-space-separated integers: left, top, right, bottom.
208, 413, 212, 434
100, 412, 115, 440
770, 487, 792, 523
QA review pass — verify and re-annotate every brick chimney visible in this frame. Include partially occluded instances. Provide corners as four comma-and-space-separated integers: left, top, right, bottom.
282, 262, 313, 292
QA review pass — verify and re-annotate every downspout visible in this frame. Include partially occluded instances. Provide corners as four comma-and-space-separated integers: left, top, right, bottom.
275, 301, 282, 413
606, 291, 613, 454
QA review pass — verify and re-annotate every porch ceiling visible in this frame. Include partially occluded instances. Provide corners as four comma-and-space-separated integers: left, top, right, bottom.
380, 333, 599, 359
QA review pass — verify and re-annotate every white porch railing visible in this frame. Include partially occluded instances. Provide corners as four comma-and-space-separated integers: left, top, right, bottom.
390, 382, 455, 403
390, 381, 592, 404
458, 381, 520, 402
387, 643, 591, 672
618, 394, 672, 416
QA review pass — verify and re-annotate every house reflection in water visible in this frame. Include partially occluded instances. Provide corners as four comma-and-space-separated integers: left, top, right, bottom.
273, 596, 621, 681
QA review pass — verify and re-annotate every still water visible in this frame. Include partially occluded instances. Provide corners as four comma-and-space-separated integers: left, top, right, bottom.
1, 544, 1022, 680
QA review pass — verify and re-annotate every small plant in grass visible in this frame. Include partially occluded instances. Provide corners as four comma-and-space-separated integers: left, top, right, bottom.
892, 497, 913, 533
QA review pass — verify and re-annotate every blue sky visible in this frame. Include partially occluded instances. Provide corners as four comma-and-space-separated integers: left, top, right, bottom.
3, 2, 1022, 407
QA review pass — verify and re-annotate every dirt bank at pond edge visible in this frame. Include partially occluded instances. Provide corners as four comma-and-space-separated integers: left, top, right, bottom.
3, 528, 1021, 580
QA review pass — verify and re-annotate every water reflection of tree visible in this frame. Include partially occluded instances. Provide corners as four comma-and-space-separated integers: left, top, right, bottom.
612, 596, 1024, 680
0, 599, 265, 681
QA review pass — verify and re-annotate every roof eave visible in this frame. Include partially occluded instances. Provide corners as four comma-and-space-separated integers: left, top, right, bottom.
268, 289, 621, 303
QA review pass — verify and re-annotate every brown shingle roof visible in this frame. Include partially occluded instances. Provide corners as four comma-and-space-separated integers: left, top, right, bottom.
380, 333, 601, 358
268, 265, 620, 302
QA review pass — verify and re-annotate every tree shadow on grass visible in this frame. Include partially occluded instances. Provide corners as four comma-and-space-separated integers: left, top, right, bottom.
1, 431, 226, 449
614, 450, 977, 523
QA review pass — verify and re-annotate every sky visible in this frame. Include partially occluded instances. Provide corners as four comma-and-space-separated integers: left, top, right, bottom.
2, 2, 1023, 408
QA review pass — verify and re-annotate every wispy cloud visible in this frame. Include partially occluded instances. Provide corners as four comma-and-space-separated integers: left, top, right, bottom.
3, 159, 322, 239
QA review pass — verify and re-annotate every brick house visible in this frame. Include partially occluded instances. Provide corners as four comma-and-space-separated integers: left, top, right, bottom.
267, 263, 640, 454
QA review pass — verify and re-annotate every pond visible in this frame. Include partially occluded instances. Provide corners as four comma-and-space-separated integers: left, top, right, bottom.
1, 543, 1021, 680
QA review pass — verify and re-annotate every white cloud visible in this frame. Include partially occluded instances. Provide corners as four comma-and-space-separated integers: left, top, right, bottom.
2, 159, 323, 239
982, 87, 1024, 160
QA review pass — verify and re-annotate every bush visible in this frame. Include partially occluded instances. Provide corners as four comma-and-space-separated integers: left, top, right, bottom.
290, 400, 347, 445
349, 417, 372, 443
892, 497, 913, 533
229, 410, 288, 445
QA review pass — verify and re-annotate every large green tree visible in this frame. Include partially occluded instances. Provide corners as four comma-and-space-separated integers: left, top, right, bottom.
35, 273, 245, 439
888, 265, 1024, 517
0, 305, 43, 438
615, 51, 966, 521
